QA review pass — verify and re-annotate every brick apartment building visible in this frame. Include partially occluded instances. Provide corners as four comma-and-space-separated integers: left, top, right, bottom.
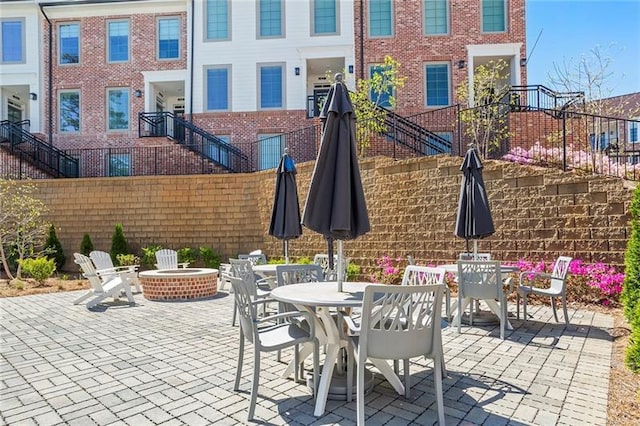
1, 0, 526, 174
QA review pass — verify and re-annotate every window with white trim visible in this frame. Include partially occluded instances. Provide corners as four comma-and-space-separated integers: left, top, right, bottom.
1, 18, 25, 64
206, 0, 230, 40
205, 65, 231, 111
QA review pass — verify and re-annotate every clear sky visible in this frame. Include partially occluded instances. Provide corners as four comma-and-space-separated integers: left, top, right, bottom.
526, 0, 640, 98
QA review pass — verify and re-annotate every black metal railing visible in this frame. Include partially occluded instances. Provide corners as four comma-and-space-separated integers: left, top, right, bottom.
0, 120, 79, 178
379, 106, 453, 156
508, 85, 585, 113
139, 112, 250, 172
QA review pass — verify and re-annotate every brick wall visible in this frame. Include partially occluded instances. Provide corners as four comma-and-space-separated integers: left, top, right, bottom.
24, 156, 633, 272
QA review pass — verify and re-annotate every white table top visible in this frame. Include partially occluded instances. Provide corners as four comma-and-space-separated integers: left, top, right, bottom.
270, 281, 371, 308
252, 263, 306, 274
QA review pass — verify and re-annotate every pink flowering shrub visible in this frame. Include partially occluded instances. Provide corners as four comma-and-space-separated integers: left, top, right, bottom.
503, 142, 640, 180
370, 255, 405, 285
506, 258, 624, 306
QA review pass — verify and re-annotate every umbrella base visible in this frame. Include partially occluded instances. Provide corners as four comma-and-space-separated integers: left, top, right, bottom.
460, 310, 500, 326
307, 366, 374, 400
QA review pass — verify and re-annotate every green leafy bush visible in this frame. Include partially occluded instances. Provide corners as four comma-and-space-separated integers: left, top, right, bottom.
267, 257, 286, 264
79, 234, 94, 256
19, 257, 56, 286
295, 257, 313, 264
141, 245, 163, 268
110, 224, 129, 266
622, 185, 640, 320
44, 225, 65, 271
199, 246, 221, 269
626, 301, 640, 373
116, 254, 140, 267
347, 262, 361, 281
178, 247, 197, 265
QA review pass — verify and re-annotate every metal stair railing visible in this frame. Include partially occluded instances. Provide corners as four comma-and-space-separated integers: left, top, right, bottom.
0, 120, 79, 178
508, 85, 585, 115
377, 105, 453, 155
138, 112, 250, 172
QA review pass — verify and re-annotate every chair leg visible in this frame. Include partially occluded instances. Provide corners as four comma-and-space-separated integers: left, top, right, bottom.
313, 339, 320, 398
231, 299, 237, 326
247, 346, 260, 421
516, 293, 521, 319
434, 356, 445, 426
522, 294, 528, 322
562, 297, 569, 325
356, 351, 365, 426
551, 296, 559, 322
293, 344, 299, 383
445, 286, 451, 321
403, 359, 411, 398
346, 342, 354, 402
500, 298, 506, 340
73, 290, 93, 305
234, 330, 244, 391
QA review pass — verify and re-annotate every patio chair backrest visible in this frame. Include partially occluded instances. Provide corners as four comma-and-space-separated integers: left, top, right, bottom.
313, 253, 350, 281
550, 256, 572, 293
74, 253, 106, 291
275, 263, 324, 313
457, 260, 502, 300
156, 249, 179, 270
459, 252, 492, 261
401, 265, 446, 286
238, 253, 267, 266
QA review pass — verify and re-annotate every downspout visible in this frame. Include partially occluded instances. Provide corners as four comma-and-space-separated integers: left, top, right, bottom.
38, 4, 53, 144
189, 0, 195, 123
358, 0, 364, 80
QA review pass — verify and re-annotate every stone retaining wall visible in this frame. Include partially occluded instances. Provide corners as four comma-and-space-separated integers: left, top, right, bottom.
24, 155, 634, 272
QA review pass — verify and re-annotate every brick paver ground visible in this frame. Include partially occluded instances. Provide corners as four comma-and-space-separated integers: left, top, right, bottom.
0, 288, 612, 425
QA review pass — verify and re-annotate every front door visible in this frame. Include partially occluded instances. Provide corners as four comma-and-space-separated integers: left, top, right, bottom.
7, 101, 22, 123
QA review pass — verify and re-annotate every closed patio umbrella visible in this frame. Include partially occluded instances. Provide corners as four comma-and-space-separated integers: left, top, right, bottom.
302, 73, 370, 291
454, 145, 495, 256
269, 150, 302, 263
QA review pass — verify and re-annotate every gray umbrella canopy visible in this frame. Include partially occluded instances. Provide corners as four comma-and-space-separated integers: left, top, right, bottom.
269, 152, 302, 262
454, 146, 495, 251
302, 74, 370, 274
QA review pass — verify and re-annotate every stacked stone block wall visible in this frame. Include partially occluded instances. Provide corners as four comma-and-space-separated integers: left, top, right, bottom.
24, 157, 633, 273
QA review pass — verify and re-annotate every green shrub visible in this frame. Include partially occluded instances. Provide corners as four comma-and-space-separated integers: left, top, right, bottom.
267, 257, 286, 264
626, 301, 640, 373
19, 257, 56, 286
295, 256, 313, 264
79, 233, 94, 256
347, 262, 361, 281
199, 246, 221, 269
141, 245, 163, 268
116, 253, 140, 267
44, 224, 65, 271
178, 247, 197, 265
622, 185, 640, 321
110, 224, 129, 266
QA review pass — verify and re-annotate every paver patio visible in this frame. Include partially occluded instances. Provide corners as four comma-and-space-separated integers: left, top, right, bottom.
0, 289, 612, 425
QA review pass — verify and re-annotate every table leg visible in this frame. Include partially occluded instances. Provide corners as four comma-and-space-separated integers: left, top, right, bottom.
484, 300, 513, 330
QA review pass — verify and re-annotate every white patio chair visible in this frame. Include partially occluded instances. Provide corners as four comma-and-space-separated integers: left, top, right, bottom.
218, 263, 232, 292
238, 253, 267, 265
516, 256, 572, 325
342, 284, 446, 425
229, 276, 319, 422
155, 249, 189, 270
313, 253, 350, 281
229, 258, 272, 326
457, 260, 508, 340
73, 253, 135, 309
458, 252, 492, 316
89, 250, 141, 293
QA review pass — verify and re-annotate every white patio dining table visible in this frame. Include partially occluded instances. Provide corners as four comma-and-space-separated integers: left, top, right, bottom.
269, 281, 406, 417
439, 263, 519, 328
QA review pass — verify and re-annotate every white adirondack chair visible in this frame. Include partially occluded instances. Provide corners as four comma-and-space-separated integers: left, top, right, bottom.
73, 253, 135, 309
155, 249, 189, 270
89, 250, 141, 293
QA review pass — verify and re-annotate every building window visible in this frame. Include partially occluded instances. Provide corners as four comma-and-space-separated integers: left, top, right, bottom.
313, 0, 337, 35
206, 0, 229, 41
205, 66, 230, 111
1, 19, 25, 63
107, 88, 130, 130
108, 20, 129, 62
109, 153, 131, 177
259, 63, 284, 109
59, 91, 80, 132
258, 0, 283, 38
369, 0, 393, 37
59, 22, 79, 64
424, 0, 448, 35
629, 121, 639, 143
482, 0, 506, 32
205, 134, 231, 167
425, 63, 450, 107
369, 64, 393, 108
158, 17, 180, 59
258, 134, 284, 170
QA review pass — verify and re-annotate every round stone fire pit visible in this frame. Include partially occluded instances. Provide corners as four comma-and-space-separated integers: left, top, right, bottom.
139, 268, 218, 301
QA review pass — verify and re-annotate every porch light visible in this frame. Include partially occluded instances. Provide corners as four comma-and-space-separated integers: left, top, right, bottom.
134, 89, 142, 98
29, 92, 37, 100
294, 67, 300, 76
520, 58, 527, 67
348, 65, 354, 74
457, 60, 466, 69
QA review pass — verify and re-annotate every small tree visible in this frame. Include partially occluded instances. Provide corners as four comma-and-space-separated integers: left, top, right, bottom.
19, 257, 56, 286
110, 224, 129, 266
348, 55, 407, 157
622, 185, 640, 320
456, 59, 511, 159
0, 179, 49, 279
79, 234, 94, 256
44, 224, 65, 271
